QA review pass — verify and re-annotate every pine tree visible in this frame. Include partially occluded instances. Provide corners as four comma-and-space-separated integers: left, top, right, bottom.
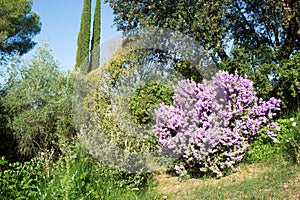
89, 0, 101, 72
75, 0, 91, 73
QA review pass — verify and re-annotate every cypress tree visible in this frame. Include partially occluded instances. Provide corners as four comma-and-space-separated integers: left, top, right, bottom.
75, 0, 91, 73
89, 0, 101, 72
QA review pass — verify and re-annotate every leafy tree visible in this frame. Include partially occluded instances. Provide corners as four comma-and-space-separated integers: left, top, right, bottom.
105, 0, 300, 111
89, 0, 101, 72
0, 0, 41, 59
2, 43, 75, 157
75, 44, 178, 157
0, 96, 19, 162
274, 50, 300, 109
75, 0, 91, 72
0, 87, 18, 162
106, 0, 299, 62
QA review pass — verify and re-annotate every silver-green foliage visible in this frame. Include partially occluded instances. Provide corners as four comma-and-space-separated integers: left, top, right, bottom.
2, 43, 75, 157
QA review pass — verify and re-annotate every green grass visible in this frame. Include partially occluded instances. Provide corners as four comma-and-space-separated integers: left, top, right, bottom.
141, 158, 299, 200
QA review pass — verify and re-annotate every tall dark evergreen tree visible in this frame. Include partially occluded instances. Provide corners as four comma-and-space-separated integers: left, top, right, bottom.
75, 0, 91, 72
89, 0, 101, 72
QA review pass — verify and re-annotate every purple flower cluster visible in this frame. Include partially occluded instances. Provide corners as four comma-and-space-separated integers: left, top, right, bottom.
154, 71, 281, 177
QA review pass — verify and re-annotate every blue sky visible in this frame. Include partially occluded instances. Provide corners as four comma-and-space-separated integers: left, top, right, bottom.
26, 0, 121, 71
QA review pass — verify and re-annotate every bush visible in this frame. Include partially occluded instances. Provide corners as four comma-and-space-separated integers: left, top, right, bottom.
34, 141, 141, 200
245, 112, 300, 164
1, 43, 75, 158
0, 159, 39, 199
0, 139, 149, 200
129, 82, 173, 126
154, 71, 281, 177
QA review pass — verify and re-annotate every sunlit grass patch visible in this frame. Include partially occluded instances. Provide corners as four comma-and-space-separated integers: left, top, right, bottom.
142, 159, 299, 200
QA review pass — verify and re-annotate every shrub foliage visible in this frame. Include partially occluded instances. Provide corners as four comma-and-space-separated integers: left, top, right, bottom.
154, 71, 281, 177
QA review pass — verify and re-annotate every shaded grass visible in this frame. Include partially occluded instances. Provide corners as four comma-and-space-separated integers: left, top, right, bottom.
142, 160, 299, 200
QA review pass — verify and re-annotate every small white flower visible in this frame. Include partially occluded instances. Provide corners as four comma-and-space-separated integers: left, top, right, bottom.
290, 117, 295, 122
292, 122, 297, 127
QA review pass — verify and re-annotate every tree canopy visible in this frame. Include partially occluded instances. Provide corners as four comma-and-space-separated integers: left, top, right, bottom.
105, 0, 299, 62
0, 0, 41, 59
105, 0, 300, 111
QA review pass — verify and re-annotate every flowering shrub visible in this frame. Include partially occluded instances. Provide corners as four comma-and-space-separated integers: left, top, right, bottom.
154, 71, 281, 177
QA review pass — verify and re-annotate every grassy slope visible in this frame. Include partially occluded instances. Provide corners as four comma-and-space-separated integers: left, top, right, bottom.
142, 160, 299, 200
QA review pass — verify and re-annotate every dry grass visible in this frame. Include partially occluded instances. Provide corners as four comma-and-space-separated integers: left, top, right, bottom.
154, 163, 270, 196
279, 172, 300, 200
143, 161, 300, 200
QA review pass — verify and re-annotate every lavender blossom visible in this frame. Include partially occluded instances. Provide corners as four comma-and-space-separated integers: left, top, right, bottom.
154, 71, 281, 177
